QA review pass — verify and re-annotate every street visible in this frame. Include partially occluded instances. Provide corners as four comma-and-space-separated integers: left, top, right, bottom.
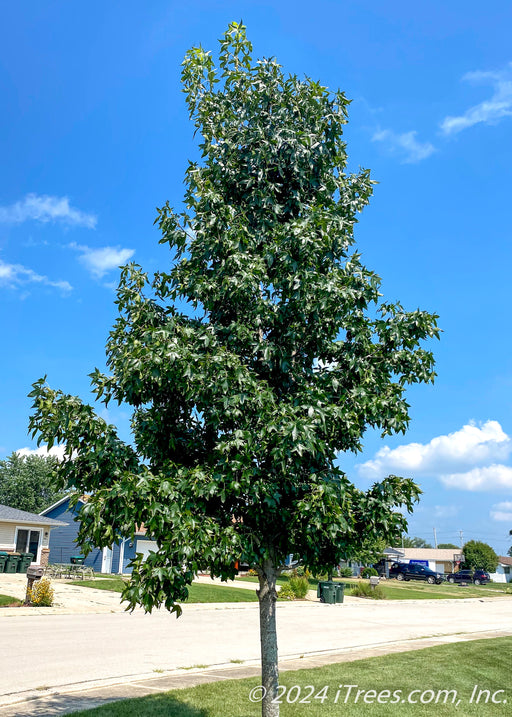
2, 597, 512, 703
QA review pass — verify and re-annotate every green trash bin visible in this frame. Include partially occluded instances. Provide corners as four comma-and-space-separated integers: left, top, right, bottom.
5, 554, 21, 574
317, 580, 337, 604
70, 556, 85, 565
0, 555, 7, 573
17, 553, 34, 573
334, 582, 345, 604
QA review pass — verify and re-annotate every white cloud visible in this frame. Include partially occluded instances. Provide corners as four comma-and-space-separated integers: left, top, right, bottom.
69, 242, 135, 279
490, 501, 512, 522
358, 420, 511, 479
0, 258, 72, 293
441, 62, 512, 135
433, 505, 460, 519
16, 445, 67, 461
441, 465, 512, 492
0, 194, 97, 229
372, 129, 436, 163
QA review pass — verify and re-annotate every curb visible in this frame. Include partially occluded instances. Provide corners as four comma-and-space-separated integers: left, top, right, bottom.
1, 629, 511, 716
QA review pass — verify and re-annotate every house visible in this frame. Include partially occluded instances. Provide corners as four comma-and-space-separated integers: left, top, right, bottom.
0, 503, 67, 566
389, 547, 463, 574
490, 556, 512, 584
40, 496, 158, 574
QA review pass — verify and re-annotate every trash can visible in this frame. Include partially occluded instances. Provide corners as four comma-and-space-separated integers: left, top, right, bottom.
0, 554, 7, 573
4, 554, 21, 574
317, 581, 337, 604
70, 556, 85, 565
334, 582, 345, 603
17, 553, 34, 573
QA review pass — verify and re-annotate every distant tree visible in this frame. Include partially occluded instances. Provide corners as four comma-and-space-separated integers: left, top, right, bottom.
437, 543, 459, 549
401, 536, 433, 548
354, 537, 387, 565
507, 545, 512, 558
0, 452, 66, 513
28, 23, 439, 717
462, 540, 499, 573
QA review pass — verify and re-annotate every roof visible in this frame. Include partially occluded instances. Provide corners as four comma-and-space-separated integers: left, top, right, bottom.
0, 503, 67, 527
383, 547, 405, 557
40, 494, 88, 515
41, 496, 147, 536
498, 556, 512, 566
391, 548, 460, 561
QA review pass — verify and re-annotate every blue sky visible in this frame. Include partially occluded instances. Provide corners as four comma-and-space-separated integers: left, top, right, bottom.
1, 1, 511, 555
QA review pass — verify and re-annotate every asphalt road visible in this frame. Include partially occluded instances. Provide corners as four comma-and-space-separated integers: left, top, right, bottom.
2, 597, 512, 703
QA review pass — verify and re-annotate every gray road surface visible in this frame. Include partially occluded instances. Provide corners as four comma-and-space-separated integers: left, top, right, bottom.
1, 597, 512, 704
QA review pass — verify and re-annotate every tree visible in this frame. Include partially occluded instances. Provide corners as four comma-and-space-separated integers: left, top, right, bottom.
0, 451, 66, 513
437, 543, 459, 550
462, 540, 499, 572
28, 23, 439, 717
401, 536, 433, 548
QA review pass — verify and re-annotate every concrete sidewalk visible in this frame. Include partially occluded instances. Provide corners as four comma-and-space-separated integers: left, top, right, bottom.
1, 628, 511, 716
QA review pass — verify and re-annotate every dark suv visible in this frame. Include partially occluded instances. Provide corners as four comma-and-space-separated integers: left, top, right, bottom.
389, 562, 444, 584
446, 569, 490, 585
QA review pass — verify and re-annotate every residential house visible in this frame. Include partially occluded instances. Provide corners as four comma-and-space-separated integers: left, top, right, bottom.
389, 547, 463, 574
40, 496, 158, 574
0, 503, 67, 565
490, 556, 512, 583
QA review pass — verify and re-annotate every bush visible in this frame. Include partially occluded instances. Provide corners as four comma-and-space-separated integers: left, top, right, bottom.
28, 578, 55, 607
361, 567, 378, 579
278, 576, 309, 600
350, 581, 385, 600
338, 567, 353, 578
278, 584, 295, 600
289, 576, 309, 598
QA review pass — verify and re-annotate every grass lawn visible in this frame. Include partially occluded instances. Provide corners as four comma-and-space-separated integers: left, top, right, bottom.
235, 575, 511, 600
0, 593, 22, 607
71, 636, 512, 716
71, 578, 258, 603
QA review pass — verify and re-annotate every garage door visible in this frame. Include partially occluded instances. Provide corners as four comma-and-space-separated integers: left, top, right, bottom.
135, 539, 158, 561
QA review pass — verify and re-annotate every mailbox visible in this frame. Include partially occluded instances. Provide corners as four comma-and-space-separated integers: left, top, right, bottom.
369, 575, 380, 589
26, 565, 44, 580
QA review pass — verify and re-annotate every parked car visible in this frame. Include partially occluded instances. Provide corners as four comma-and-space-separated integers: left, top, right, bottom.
445, 569, 490, 585
389, 562, 444, 585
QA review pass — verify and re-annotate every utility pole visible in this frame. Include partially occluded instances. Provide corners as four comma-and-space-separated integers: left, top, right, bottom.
433, 527, 438, 549
459, 530, 463, 550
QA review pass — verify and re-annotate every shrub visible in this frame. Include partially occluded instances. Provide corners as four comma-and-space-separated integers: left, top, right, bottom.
28, 578, 55, 607
338, 567, 353, 578
289, 576, 309, 598
350, 582, 385, 599
278, 584, 295, 600
361, 567, 378, 579
278, 576, 310, 600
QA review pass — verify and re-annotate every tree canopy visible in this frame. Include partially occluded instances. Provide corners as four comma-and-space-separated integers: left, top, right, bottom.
462, 540, 499, 573
437, 543, 459, 550
28, 22, 439, 716
401, 536, 433, 549
0, 451, 65, 513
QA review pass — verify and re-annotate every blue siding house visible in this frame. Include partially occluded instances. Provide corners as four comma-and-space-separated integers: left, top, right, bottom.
40, 497, 156, 574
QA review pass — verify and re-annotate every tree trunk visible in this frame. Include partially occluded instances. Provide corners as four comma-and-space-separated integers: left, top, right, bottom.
257, 558, 279, 717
